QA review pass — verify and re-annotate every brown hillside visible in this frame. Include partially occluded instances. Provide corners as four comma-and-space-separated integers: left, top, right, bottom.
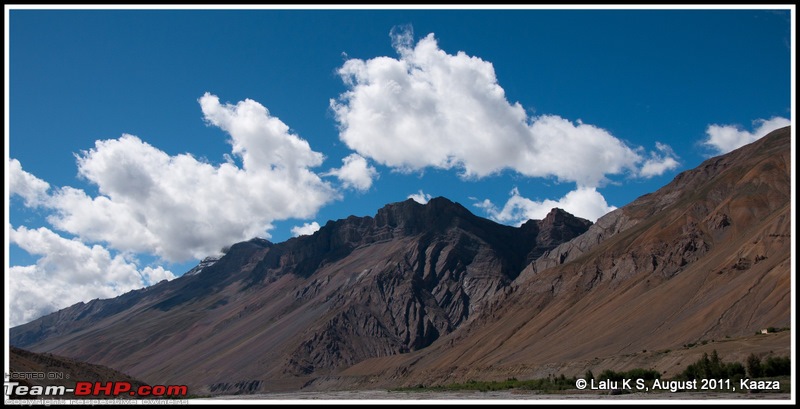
336, 126, 792, 388
8, 346, 148, 399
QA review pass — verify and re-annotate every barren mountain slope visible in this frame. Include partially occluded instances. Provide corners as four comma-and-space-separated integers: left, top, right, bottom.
337, 126, 792, 388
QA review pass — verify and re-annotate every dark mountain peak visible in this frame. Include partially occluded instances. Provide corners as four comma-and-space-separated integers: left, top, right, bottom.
425, 195, 463, 209
247, 237, 273, 247
374, 196, 472, 231
518, 208, 594, 262
220, 236, 272, 255
242, 196, 487, 282
539, 207, 592, 230
542, 207, 570, 220
517, 207, 592, 232
202, 199, 595, 288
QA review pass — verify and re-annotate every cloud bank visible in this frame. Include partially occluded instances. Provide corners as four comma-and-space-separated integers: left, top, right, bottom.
9, 225, 175, 326
8, 93, 345, 324
331, 27, 679, 224
331, 28, 678, 189
11, 94, 339, 263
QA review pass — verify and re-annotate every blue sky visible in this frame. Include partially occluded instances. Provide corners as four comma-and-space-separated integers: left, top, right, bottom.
5, 6, 794, 326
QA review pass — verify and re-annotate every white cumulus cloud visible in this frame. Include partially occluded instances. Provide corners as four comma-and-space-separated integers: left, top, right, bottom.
325, 153, 378, 191
291, 221, 321, 237
9, 158, 51, 207
9, 225, 175, 326
475, 186, 616, 225
199, 93, 325, 172
703, 116, 791, 155
407, 190, 432, 204
331, 27, 675, 187
13, 94, 338, 262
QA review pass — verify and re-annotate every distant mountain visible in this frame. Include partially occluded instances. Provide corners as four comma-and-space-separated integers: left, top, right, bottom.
336, 126, 792, 388
11, 194, 591, 394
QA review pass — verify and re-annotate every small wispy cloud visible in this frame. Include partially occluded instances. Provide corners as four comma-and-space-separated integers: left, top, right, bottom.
325, 153, 378, 191
475, 186, 616, 225
407, 190, 432, 204
639, 142, 680, 178
703, 116, 791, 155
291, 221, 321, 237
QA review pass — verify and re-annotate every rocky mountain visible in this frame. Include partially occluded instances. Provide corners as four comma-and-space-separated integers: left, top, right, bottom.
10, 196, 591, 394
334, 126, 792, 388
10, 126, 791, 394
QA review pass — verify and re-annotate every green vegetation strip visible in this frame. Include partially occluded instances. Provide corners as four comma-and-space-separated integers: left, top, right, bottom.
391, 351, 791, 394
392, 375, 579, 393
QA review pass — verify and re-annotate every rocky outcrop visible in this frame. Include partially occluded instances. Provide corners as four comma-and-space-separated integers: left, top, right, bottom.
525, 207, 594, 263
272, 201, 593, 376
